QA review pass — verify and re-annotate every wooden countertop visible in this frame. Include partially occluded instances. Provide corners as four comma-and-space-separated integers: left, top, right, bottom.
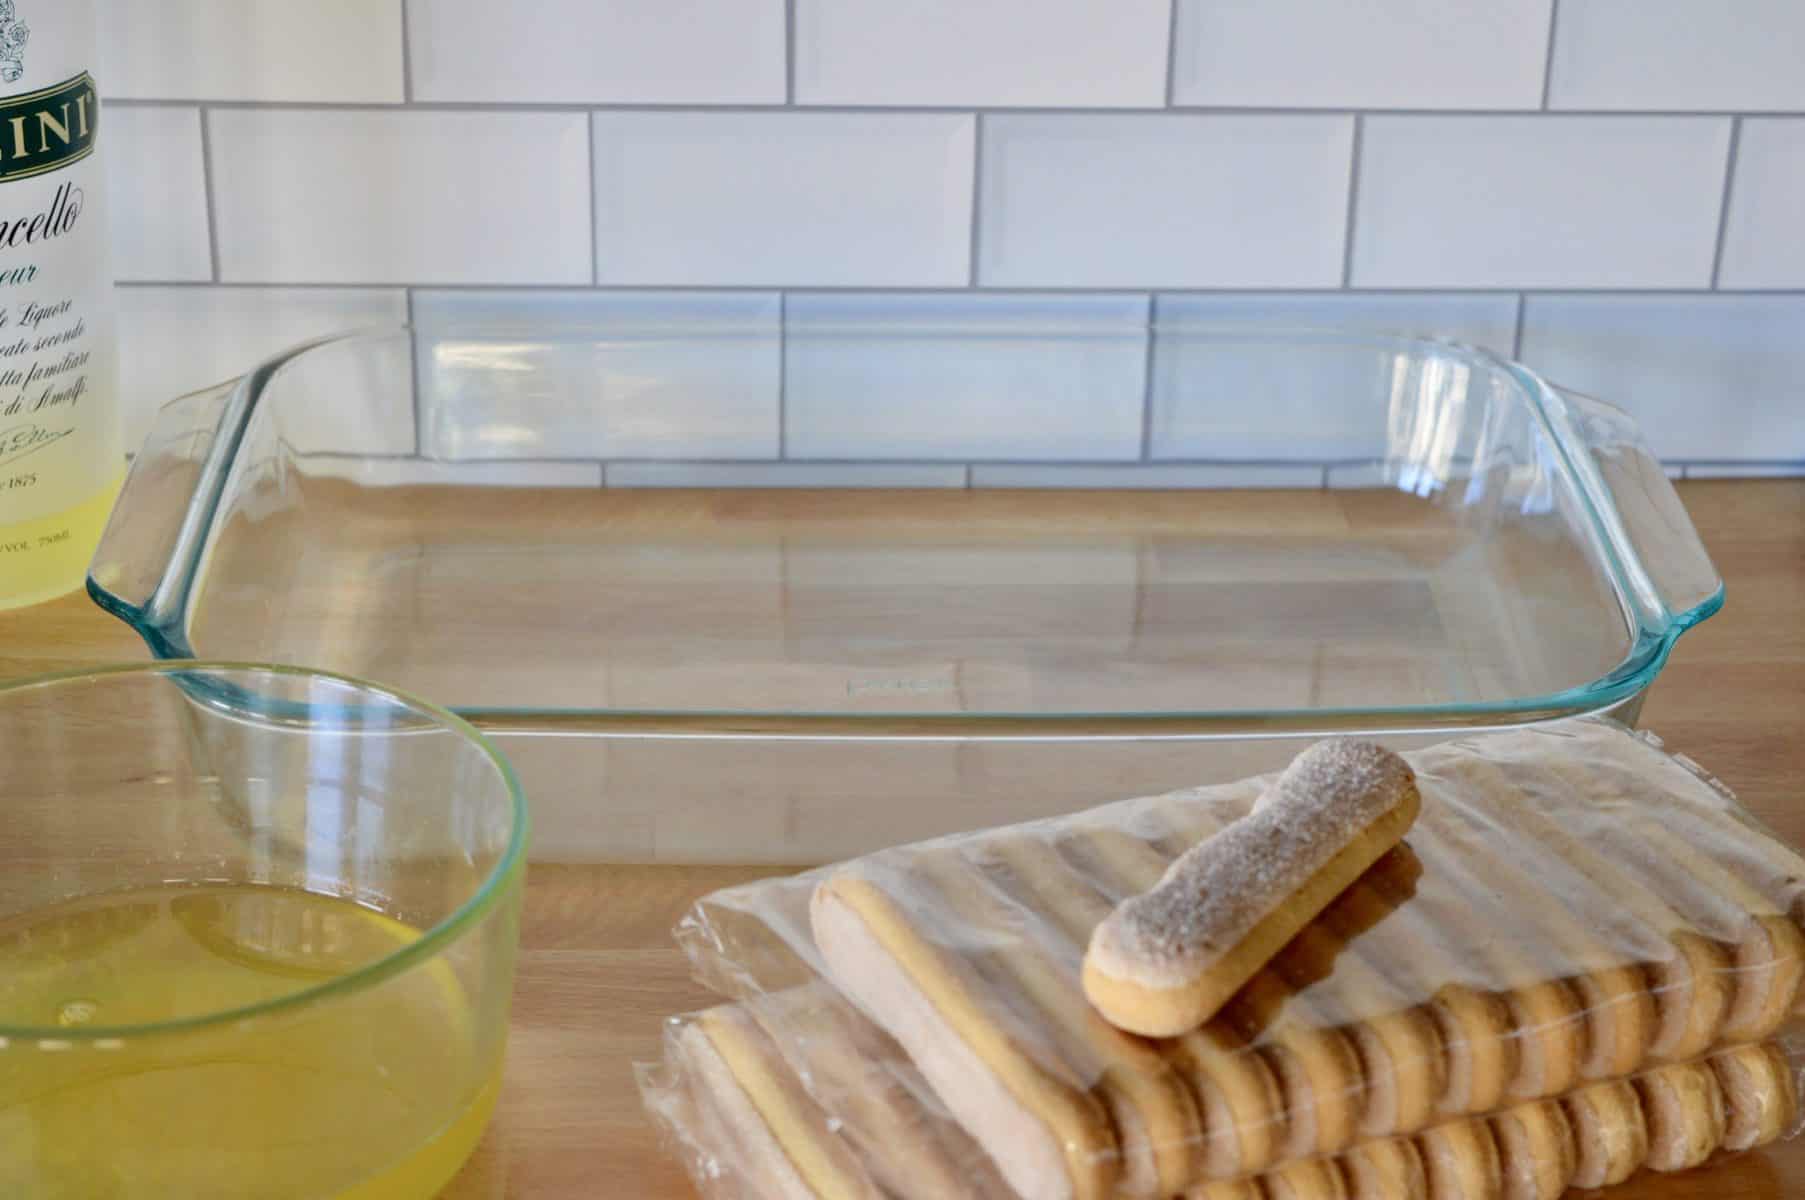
2, 478, 1802, 1199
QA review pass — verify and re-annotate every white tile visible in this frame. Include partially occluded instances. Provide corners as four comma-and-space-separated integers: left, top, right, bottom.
607, 463, 966, 489
413, 291, 780, 460
795, 0, 1167, 107
302, 458, 603, 488
1325, 463, 1392, 489
1174, 0, 1551, 109
1156, 293, 1522, 354
973, 464, 1323, 489
1150, 297, 1524, 461
979, 115, 1352, 287
1353, 116, 1731, 288
1720, 120, 1805, 289
784, 293, 1148, 460
105, 107, 211, 281
210, 110, 591, 284
114, 286, 409, 451
1547, 0, 1805, 111
97, 0, 403, 102
1519, 295, 1805, 461
409, 0, 783, 104
1682, 463, 1805, 479
593, 113, 973, 286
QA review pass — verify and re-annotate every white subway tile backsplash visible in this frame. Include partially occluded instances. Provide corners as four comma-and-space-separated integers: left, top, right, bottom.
1148, 294, 1518, 461
608, 463, 966, 489
408, 0, 784, 104
210, 110, 591, 284
794, 0, 1167, 107
97, 0, 403, 102
113, 286, 408, 449
1719, 120, 1805, 289
592, 113, 973, 286
973, 464, 1323, 489
784, 293, 1148, 460
413, 290, 780, 461
104, 107, 211, 281
82, 3, 1805, 471
1519, 295, 1805, 461
1173, 0, 1551, 110
979, 115, 1353, 287
1352, 117, 1731, 288
1547, 0, 1805, 112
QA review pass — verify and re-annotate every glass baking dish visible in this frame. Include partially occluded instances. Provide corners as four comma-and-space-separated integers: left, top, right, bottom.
88, 313, 1720, 863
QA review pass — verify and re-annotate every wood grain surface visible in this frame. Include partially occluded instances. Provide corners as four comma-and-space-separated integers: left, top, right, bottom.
1, 478, 1800, 1198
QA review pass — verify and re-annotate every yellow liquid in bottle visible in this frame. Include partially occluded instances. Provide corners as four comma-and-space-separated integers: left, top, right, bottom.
0, 472, 121, 611
0, 884, 500, 1199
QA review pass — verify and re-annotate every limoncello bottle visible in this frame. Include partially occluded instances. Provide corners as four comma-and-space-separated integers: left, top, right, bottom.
0, 0, 119, 611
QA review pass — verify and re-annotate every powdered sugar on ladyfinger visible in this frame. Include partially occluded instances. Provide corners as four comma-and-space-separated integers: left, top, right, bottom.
1084, 739, 1419, 1035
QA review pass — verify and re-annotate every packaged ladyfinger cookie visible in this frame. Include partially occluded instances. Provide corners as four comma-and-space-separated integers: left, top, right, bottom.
668, 718, 1805, 1198
639, 983, 1804, 1200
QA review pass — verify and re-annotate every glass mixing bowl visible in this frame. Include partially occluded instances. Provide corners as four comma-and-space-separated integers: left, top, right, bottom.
0, 663, 527, 1200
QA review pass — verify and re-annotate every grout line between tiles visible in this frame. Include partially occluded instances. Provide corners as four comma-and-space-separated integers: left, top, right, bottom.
1138, 295, 1157, 460
967, 114, 985, 285
777, 292, 789, 459
112, 281, 1805, 296
1163, 0, 1181, 107
405, 288, 423, 456
1339, 114, 1364, 287
197, 108, 222, 282
102, 97, 1805, 118
1539, 0, 1561, 109
784, 0, 798, 105
1511, 293, 1527, 359
399, 0, 415, 103
587, 111, 600, 286
1709, 117, 1744, 289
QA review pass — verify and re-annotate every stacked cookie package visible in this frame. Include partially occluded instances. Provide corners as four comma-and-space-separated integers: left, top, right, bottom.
641, 721, 1805, 1199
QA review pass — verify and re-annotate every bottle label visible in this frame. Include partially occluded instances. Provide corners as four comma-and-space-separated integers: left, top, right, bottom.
0, 71, 96, 182
0, 0, 119, 533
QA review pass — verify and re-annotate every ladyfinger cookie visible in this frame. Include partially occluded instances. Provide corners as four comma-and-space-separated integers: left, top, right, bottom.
1437, 760, 1660, 1083
1710, 1042, 1799, 1152
1635, 1059, 1728, 1172
1349, 842, 1520, 1120
1262, 1159, 1350, 1200
680, 1005, 883, 1200
1084, 740, 1420, 1039
1454, 785, 1732, 1064
745, 984, 1017, 1200
1339, 1135, 1428, 1200
1560, 1080, 1648, 1188
1056, 822, 1292, 1181
1621, 819, 1805, 1042
1409, 801, 1590, 1103
908, 846, 1203, 1198
1255, 845, 1445, 1142
1416, 1118, 1503, 1200
811, 869, 1119, 1200
1144, 802, 1371, 1163
1487, 1100, 1576, 1200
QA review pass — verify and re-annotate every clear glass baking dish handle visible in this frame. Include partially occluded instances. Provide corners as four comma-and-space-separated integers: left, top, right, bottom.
1527, 374, 1723, 639
87, 373, 247, 658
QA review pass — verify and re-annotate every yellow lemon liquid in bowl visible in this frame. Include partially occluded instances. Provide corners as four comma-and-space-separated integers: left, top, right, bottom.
0, 883, 500, 1199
